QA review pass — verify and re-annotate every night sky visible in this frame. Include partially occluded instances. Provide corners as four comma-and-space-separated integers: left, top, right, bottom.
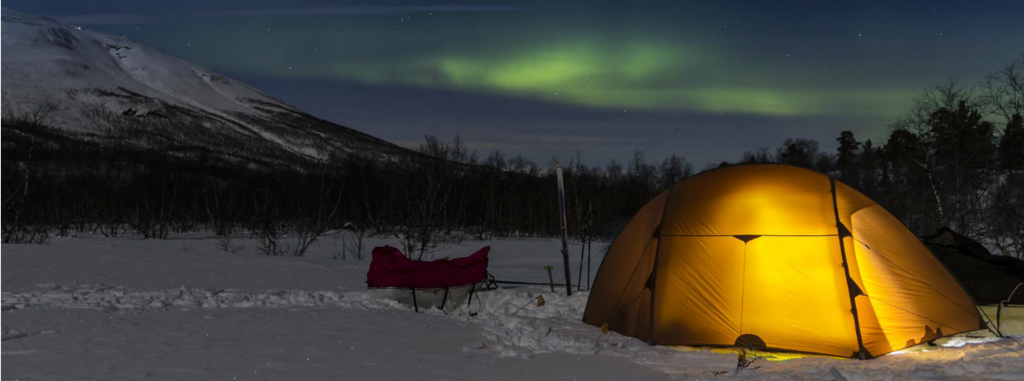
10, 0, 1024, 166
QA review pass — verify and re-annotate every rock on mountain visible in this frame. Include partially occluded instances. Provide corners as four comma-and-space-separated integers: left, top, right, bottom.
1, 8, 409, 167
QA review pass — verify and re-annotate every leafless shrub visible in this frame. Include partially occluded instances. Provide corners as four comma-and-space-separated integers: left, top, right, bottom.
216, 235, 245, 253
30, 98, 62, 126
333, 223, 369, 260
2, 95, 63, 126
2, 224, 51, 244
253, 220, 290, 256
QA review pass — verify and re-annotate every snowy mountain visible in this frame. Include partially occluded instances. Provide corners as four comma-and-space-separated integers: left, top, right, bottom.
1, 9, 409, 167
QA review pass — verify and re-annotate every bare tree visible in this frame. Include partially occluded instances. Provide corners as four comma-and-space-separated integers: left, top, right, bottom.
396, 169, 455, 260
287, 174, 343, 257
4, 95, 63, 126
2, 144, 50, 244
979, 54, 1024, 123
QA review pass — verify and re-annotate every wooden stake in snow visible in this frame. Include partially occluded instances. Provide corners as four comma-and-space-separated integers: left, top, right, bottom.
556, 162, 572, 296
545, 266, 556, 292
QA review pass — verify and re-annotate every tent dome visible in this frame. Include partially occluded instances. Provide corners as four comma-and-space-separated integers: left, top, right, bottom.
583, 164, 983, 358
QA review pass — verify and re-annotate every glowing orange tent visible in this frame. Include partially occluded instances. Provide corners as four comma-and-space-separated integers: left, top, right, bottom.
583, 164, 984, 358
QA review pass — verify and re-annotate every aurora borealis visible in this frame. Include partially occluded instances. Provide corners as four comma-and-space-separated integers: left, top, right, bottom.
12, 0, 1024, 165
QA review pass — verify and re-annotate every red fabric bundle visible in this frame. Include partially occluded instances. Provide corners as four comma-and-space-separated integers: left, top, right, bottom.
366, 246, 490, 288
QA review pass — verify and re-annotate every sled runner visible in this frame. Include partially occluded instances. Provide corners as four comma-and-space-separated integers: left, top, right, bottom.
367, 245, 490, 312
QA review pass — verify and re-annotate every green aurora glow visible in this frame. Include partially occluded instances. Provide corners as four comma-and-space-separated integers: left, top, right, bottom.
37, 0, 1019, 164
116, 6, 966, 120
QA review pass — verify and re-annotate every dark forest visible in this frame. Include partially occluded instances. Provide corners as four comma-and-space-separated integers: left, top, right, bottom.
4, 57, 1022, 259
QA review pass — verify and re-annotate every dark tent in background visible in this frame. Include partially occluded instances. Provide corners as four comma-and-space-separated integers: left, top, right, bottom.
922, 228, 1024, 305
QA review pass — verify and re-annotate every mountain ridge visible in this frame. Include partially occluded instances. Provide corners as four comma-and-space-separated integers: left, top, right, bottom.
1, 9, 412, 168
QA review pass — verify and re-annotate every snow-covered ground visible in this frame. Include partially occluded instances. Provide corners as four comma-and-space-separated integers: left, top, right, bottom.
3, 234, 1023, 380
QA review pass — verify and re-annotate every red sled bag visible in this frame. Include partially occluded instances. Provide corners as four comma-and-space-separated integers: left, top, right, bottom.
366, 245, 490, 289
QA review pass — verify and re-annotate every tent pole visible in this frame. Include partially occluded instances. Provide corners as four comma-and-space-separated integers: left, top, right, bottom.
647, 185, 676, 345
647, 234, 661, 346
830, 178, 869, 359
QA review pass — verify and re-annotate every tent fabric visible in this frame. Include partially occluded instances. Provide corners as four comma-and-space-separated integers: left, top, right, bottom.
583, 164, 984, 359
922, 228, 1024, 305
366, 246, 489, 288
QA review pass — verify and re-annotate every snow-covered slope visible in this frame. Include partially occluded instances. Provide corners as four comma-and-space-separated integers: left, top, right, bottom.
1, 9, 408, 166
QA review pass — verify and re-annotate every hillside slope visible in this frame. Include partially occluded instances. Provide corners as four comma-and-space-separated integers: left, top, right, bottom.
1, 9, 409, 167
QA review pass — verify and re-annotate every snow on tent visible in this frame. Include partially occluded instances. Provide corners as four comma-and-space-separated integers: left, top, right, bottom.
583, 164, 985, 359
367, 246, 490, 312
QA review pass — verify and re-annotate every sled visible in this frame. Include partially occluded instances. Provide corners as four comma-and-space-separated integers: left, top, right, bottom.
366, 245, 490, 312
368, 282, 484, 312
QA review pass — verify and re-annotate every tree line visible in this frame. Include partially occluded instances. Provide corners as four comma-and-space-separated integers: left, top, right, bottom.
736, 56, 1024, 258
2, 56, 1022, 259
0, 119, 688, 259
